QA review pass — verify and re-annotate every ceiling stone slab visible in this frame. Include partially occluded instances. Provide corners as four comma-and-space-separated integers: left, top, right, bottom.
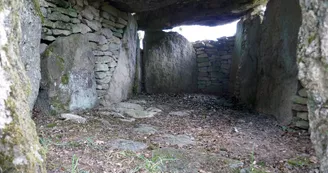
107, 0, 267, 29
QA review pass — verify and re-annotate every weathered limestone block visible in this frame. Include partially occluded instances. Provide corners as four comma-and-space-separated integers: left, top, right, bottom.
298, 88, 307, 97
85, 33, 107, 44
144, 31, 197, 93
256, 0, 302, 124
40, 34, 97, 113
104, 14, 138, 104
48, 11, 71, 22
298, 0, 328, 171
20, 0, 42, 109
83, 19, 101, 31
229, 9, 263, 107
72, 23, 91, 34
0, 0, 46, 171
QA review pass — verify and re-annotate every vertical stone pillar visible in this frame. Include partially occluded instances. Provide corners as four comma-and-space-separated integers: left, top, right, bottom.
256, 0, 301, 124
298, 0, 328, 171
0, 0, 46, 172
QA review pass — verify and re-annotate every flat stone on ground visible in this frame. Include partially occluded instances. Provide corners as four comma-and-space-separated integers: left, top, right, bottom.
110, 102, 161, 118
157, 134, 195, 147
133, 124, 158, 135
108, 139, 148, 152
169, 110, 191, 116
152, 148, 244, 173
60, 113, 87, 124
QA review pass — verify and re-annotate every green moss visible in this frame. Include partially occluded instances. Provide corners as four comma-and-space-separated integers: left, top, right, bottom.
0, 0, 46, 171
308, 34, 317, 44
0, 153, 15, 172
1, 98, 25, 172
43, 47, 53, 57
32, 0, 45, 23
61, 74, 69, 85
287, 157, 311, 167
55, 55, 65, 71
50, 95, 69, 113
50, 109, 57, 116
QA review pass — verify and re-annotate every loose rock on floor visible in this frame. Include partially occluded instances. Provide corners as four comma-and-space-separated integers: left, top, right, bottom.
34, 94, 318, 173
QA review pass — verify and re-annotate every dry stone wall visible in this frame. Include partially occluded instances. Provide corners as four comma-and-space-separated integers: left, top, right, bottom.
291, 84, 309, 129
193, 37, 234, 95
39, 0, 137, 107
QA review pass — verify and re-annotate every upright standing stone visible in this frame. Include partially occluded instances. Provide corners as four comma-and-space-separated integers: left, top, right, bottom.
298, 0, 328, 171
105, 14, 138, 104
0, 0, 46, 172
143, 31, 197, 93
229, 8, 263, 107
40, 34, 97, 113
256, 0, 302, 124
20, 0, 42, 109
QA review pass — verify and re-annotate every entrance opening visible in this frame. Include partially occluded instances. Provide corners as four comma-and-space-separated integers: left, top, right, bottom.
164, 20, 239, 42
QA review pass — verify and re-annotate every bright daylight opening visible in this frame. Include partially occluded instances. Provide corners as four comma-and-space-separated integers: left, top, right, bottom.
138, 20, 239, 49
164, 20, 239, 42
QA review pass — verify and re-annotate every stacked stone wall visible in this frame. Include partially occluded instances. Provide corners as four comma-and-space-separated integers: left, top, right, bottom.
193, 37, 234, 95
39, 0, 134, 105
291, 84, 309, 129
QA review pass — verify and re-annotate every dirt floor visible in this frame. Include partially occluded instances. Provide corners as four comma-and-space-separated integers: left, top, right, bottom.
34, 94, 319, 173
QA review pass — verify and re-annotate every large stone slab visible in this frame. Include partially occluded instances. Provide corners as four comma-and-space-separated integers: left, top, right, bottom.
229, 9, 263, 108
143, 31, 197, 93
105, 14, 138, 104
40, 34, 97, 113
133, 124, 159, 135
110, 102, 162, 118
108, 139, 148, 152
152, 148, 243, 173
298, 0, 328, 171
255, 0, 302, 124
20, 0, 42, 109
156, 134, 195, 147
0, 0, 46, 171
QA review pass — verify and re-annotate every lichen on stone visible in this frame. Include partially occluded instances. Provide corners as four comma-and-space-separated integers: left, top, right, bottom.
61, 73, 69, 85
32, 0, 44, 23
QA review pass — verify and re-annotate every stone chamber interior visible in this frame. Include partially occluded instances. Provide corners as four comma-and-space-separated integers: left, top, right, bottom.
1, 0, 328, 172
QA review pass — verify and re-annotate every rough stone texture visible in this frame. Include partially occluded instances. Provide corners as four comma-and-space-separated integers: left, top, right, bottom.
110, 102, 162, 118
40, 34, 97, 113
256, 0, 302, 124
108, 0, 267, 29
291, 84, 309, 129
152, 148, 244, 173
0, 0, 46, 171
229, 9, 263, 107
40, 0, 136, 105
133, 124, 158, 135
193, 37, 234, 95
60, 113, 87, 124
20, 0, 42, 109
156, 134, 195, 147
108, 139, 148, 152
144, 31, 197, 94
298, 0, 328, 171
105, 14, 138, 104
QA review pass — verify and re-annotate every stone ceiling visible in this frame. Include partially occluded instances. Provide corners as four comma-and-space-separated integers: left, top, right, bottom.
107, 0, 267, 30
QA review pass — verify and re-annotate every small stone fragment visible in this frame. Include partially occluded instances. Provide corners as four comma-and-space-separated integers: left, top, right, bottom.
61, 113, 87, 124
